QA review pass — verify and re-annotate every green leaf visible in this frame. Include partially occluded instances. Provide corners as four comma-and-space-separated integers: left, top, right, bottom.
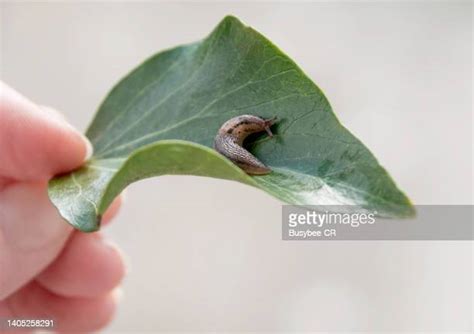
48, 15, 414, 232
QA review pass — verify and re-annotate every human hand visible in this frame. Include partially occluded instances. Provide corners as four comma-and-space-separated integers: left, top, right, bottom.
0, 82, 126, 332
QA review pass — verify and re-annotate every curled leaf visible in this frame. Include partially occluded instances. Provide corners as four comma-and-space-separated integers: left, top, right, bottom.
48, 16, 414, 232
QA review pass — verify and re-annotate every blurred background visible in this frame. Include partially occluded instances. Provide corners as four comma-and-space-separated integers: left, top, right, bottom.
1, 1, 472, 332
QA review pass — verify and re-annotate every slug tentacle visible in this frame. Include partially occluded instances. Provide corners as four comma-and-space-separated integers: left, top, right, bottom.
214, 115, 277, 175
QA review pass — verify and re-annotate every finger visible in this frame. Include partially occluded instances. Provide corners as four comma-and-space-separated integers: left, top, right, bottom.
0, 183, 124, 300
0, 81, 92, 181
0, 182, 72, 300
5, 282, 119, 332
0, 303, 33, 334
36, 232, 126, 298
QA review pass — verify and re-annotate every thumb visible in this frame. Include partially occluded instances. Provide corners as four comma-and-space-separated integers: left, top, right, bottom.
0, 81, 92, 181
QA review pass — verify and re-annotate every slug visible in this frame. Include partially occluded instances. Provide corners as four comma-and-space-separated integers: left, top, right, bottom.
214, 114, 277, 175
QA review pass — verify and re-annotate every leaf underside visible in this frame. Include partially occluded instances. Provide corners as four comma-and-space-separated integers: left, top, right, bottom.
48, 16, 414, 232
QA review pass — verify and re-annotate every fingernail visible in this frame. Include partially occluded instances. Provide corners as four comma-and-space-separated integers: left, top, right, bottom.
111, 287, 124, 303
120, 189, 127, 202
82, 135, 94, 161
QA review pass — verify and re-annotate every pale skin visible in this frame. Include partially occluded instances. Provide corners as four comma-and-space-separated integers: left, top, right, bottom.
0, 82, 126, 332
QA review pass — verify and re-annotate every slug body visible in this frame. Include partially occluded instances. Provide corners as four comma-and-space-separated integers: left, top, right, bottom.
214, 115, 277, 175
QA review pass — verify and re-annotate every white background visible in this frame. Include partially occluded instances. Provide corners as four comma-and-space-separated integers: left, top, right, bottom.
1, 1, 472, 332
